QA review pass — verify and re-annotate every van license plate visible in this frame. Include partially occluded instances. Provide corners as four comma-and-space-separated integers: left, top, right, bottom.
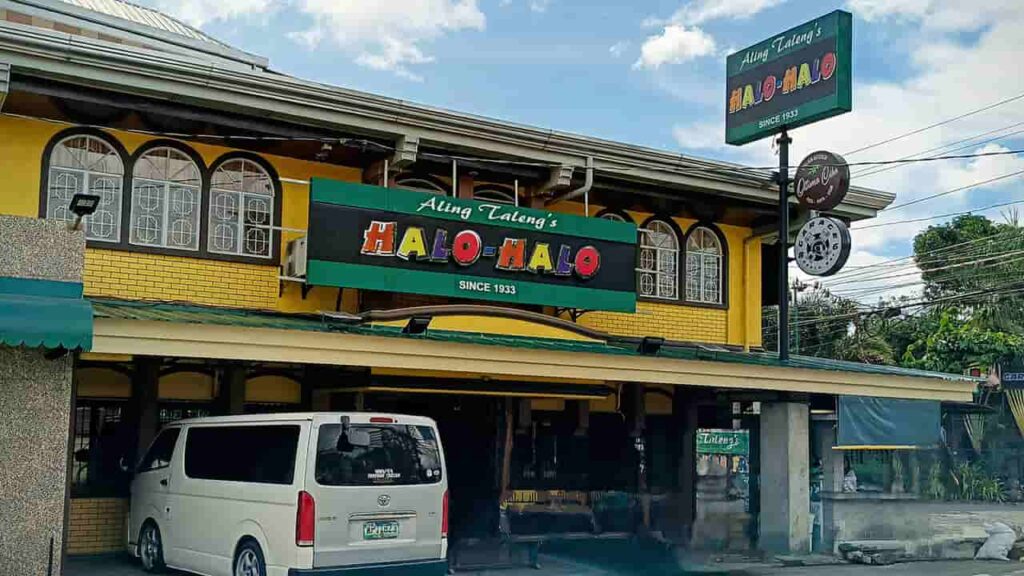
363, 520, 399, 540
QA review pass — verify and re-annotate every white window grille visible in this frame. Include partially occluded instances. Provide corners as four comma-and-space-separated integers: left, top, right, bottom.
46, 135, 124, 242
600, 212, 628, 223
395, 177, 447, 196
474, 187, 516, 205
686, 227, 723, 304
638, 220, 679, 300
208, 158, 275, 258
130, 147, 201, 251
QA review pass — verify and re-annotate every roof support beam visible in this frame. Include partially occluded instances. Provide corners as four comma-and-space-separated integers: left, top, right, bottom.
0, 62, 9, 112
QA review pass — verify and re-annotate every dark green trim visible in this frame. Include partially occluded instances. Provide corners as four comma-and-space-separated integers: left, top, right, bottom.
726, 95, 851, 146
0, 277, 83, 298
310, 178, 636, 244
726, 10, 846, 77
307, 260, 637, 313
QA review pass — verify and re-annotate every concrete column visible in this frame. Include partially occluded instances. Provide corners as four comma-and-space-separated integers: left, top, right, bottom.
224, 364, 246, 415
759, 402, 810, 555
130, 357, 161, 465
814, 417, 841, 553
673, 388, 698, 544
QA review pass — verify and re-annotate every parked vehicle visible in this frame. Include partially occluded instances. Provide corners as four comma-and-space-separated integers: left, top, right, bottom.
129, 412, 448, 576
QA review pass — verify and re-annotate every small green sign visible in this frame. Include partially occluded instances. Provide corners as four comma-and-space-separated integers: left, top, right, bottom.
306, 179, 638, 312
697, 429, 749, 455
725, 10, 852, 146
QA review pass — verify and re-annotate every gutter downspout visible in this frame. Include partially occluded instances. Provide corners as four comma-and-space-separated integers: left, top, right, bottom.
546, 157, 594, 212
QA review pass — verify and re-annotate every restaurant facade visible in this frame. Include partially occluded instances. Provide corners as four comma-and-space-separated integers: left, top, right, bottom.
0, 1, 978, 574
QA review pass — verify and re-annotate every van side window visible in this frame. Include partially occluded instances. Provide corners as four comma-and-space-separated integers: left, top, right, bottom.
184, 425, 299, 485
138, 428, 180, 473
316, 424, 443, 486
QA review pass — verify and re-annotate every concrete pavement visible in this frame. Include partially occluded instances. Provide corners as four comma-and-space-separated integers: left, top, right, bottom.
737, 561, 1024, 576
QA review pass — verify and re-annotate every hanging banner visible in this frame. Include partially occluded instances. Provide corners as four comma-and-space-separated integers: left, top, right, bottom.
697, 429, 750, 455
306, 179, 638, 312
725, 10, 853, 146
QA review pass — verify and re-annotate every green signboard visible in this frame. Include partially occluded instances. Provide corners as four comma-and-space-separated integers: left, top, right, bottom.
697, 429, 750, 455
306, 179, 638, 312
725, 10, 852, 146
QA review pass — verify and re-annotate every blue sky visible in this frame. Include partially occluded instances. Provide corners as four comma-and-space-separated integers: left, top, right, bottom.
144, 0, 1024, 301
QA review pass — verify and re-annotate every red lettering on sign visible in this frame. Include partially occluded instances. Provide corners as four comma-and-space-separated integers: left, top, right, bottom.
763, 75, 777, 102
452, 230, 482, 265
361, 221, 396, 255
496, 238, 526, 271
820, 52, 837, 81
574, 246, 601, 279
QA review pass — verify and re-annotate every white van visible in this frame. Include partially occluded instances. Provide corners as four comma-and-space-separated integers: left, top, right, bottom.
128, 412, 448, 576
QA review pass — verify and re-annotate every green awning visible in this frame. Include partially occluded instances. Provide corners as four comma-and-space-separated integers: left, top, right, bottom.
0, 277, 93, 350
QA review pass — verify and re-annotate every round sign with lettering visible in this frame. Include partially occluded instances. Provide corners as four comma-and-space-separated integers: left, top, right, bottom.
795, 151, 850, 212
794, 217, 851, 276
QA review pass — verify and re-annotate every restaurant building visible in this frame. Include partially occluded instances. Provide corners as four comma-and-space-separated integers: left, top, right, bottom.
0, 1, 977, 573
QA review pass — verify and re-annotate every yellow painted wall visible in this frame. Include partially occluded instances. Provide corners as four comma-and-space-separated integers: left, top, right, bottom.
159, 371, 214, 401
1, 115, 762, 347
247, 375, 301, 404
77, 367, 131, 398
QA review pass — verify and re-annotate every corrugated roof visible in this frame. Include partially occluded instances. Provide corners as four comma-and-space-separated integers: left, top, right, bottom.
90, 299, 977, 383
57, 0, 227, 47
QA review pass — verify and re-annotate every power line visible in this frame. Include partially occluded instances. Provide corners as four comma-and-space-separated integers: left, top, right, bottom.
857, 199, 1024, 230
882, 169, 1024, 212
854, 123, 1024, 179
822, 250, 1024, 289
842, 91, 1024, 157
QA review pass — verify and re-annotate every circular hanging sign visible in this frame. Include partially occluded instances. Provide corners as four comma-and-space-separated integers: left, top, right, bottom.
795, 216, 851, 276
795, 150, 850, 212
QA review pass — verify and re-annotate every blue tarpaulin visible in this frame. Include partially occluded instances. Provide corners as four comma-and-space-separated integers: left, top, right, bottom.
837, 396, 941, 449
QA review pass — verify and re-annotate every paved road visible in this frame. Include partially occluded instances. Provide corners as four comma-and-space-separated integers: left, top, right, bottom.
64, 554, 1024, 576
738, 561, 1024, 576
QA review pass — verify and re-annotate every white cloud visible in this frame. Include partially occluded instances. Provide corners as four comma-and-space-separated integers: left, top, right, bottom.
529, 0, 551, 13
290, 0, 485, 81
633, 25, 716, 70
636, 0, 785, 71
848, 0, 1022, 31
609, 41, 631, 58
149, 0, 273, 27
669, 0, 787, 26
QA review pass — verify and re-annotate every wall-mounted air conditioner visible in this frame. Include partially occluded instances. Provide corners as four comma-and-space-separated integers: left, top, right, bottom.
286, 237, 308, 278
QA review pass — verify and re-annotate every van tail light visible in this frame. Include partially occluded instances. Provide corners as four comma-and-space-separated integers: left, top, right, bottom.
441, 490, 449, 538
297, 491, 315, 547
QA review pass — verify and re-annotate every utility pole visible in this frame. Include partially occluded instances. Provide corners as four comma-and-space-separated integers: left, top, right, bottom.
791, 278, 811, 355
777, 128, 792, 361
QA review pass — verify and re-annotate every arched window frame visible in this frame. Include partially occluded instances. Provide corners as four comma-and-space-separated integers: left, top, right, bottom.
637, 216, 682, 301
473, 185, 517, 205
128, 141, 205, 252
40, 129, 128, 243
683, 223, 728, 308
207, 153, 281, 260
394, 173, 449, 196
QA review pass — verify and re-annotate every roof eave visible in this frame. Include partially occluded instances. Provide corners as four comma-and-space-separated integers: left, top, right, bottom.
0, 22, 893, 218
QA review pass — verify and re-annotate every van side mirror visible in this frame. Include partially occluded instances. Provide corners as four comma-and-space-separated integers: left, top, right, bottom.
338, 429, 371, 452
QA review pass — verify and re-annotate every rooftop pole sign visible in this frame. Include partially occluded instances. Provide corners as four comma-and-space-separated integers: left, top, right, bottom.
725, 10, 852, 146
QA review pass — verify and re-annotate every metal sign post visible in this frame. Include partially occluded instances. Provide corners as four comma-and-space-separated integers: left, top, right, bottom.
777, 128, 792, 361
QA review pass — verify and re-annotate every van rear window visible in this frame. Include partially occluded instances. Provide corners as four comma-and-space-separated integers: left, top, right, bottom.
184, 425, 300, 485
316, 424, 443, 486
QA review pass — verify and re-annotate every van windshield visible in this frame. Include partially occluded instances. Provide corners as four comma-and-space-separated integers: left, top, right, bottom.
315, 423, 443, 486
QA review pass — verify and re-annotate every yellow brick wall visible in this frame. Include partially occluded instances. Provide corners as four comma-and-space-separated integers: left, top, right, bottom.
67, 498, 128, 555
580, 301, 728, 344
84, 249, 279, 309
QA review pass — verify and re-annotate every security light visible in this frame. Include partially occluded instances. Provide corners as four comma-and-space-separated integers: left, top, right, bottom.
638, 336, 664, 355
68, 193, 101, 231
402, 315, 432, 335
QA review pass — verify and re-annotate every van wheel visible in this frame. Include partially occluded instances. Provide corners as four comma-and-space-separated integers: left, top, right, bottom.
138, 522, 166, 573
234, 541, 267, 576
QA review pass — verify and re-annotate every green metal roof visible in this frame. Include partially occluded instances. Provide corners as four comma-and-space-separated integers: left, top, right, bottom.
91, 299, 975, 382
0, 278, 93, 350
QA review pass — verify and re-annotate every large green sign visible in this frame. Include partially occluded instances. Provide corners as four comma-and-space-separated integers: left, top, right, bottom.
697, 429, 750, 455
306, 179, 638, 312
725, 10, 852, 146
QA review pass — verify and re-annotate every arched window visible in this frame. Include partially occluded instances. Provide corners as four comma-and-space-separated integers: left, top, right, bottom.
208, 157, 275, 259
686, 226, 724, 305
599, 211, 629, 224
130, 146, 202, 251
474, 186, 516, 205
395, 176, 447, 196
639, 220, 679, 300
45, 134, 124, 242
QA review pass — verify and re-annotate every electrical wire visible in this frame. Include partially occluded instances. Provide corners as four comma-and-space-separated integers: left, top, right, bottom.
881, 169, 1024, 212
857, 199, 1024, 230
842, 91, 1024, 157
853, 123, 1024, 179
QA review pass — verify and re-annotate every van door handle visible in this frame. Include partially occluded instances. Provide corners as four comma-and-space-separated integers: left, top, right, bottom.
160, 478, 168, 487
